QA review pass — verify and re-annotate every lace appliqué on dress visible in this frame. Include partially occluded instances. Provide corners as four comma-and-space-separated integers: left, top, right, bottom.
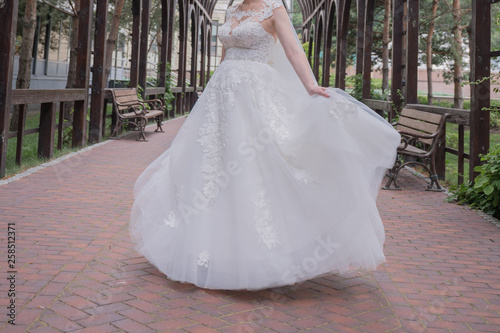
294, 169, 313, 184
163, 211, 177, 227
329, 98, 359, 122
198, 251, 210, 268
196, 85, 229, 205
254, 192, 280, 249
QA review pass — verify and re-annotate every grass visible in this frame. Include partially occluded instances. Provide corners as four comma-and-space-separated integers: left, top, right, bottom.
443, 124, 500, 188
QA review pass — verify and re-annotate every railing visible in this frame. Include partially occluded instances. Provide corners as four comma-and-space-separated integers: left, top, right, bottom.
6, 87, 167, 172
363, 99, 471, 185
9, 89, 87, 165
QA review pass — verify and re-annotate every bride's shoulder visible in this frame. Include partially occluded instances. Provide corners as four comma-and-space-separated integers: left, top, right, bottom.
264, 0, 284, 10
262, 0, 285, 20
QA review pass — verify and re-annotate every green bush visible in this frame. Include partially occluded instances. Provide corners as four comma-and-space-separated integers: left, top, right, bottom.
446, 132, 459, 150
447, 145, 500, 218
491, 110, 500, 128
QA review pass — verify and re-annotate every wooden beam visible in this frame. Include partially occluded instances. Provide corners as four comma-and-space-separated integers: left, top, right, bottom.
0, 0, 19, 178
469, 0, 491, 181
194, 0, 212, 23
130, 0, 141, 87
89, 0, 109, 144
138, 0, 151, 97
406, 104, 470, 125
11, 89, 86, 105
302, 0, 326, 25
362, 0, 375, 99
356, 0, 366, 75
72, 0, 93, 147
405, 0, 419, 104
391, 0, 404, 121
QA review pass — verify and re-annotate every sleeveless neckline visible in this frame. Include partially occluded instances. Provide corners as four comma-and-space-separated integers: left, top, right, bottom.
227, 0, 282, 23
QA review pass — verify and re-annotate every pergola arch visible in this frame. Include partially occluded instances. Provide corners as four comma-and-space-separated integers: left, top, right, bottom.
0, 0, 494, 182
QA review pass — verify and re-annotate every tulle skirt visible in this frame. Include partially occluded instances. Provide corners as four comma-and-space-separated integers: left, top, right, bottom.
129, 59, 401, 290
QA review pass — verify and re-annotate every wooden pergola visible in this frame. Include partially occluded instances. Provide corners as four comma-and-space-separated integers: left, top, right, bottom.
0, 0, 494, 182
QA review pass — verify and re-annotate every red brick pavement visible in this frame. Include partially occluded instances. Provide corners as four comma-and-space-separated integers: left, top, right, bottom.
1, 117, 500, 332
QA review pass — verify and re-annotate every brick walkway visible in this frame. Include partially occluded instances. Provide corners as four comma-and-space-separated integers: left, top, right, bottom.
1, 117, 500, 333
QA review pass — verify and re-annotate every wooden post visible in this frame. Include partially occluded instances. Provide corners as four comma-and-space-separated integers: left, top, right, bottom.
38, 102, 56, 159
356, 0, 366, 75
15, 104, 27, 165
44, 10, 53, 75
334, 0, 345, 88
138, 0, 151, 97
178, 9, 187, 114
199, 25, 206, 87
190, 11, 199, 95
72, 0, 93, 147
167, 0, 175, 64
362, 0, 375, 99
89, 0, 109, 144
0, 0, 19, 178
159, 0, 169, 88
391, 0, 404, 121
130, 0, 141, 88
458, 124, 464, 184
58, 101, 64, 150
435, 125, 446, 180
469, 0, 491, 181
405, 0, 419, 105
32, 16, 40, 75
336, 0, 352, 90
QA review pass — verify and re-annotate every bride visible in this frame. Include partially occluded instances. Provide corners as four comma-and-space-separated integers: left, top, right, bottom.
130, 0, 401, 290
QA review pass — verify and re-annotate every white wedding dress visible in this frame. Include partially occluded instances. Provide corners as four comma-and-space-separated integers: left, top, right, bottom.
130, 0, 401, 290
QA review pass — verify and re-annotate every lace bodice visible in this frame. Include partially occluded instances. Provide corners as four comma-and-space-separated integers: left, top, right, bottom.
219, 0, 282, 63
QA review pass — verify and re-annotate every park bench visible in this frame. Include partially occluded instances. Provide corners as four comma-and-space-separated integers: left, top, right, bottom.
383, 107, 450, 191
110, 88, 165, 141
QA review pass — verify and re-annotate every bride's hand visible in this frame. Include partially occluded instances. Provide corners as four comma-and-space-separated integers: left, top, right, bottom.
307, 85, 330, 98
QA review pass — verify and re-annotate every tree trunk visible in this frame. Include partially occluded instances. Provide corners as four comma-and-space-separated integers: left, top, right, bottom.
452, 0, 463, 109
426, 0, 438, 105
104, 0, 125, 85
64, 0, 80, 121
9, 0, 38, 131
382, 0, 390, 95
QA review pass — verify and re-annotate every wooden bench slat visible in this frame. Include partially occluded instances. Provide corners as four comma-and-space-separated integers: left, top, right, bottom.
401, 108, 443, 124
395, 125, 434, 145
400, 144, 428, 156
397, 116, 439, 134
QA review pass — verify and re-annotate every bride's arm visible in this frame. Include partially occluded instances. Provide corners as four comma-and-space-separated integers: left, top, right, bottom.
221, 46, 226, 62
272, 8, 329, 97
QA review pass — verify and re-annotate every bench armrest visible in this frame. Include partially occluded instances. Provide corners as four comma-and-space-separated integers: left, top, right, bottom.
398, 130, 439, 140
142, 98, 164, 111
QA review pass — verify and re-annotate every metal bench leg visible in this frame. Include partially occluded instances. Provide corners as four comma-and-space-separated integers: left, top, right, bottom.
110, 119, 123, 139
382, 157, 402, 190
136, 117, 148, 141
426, 156, 445, 192
154, 116, 164, 133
